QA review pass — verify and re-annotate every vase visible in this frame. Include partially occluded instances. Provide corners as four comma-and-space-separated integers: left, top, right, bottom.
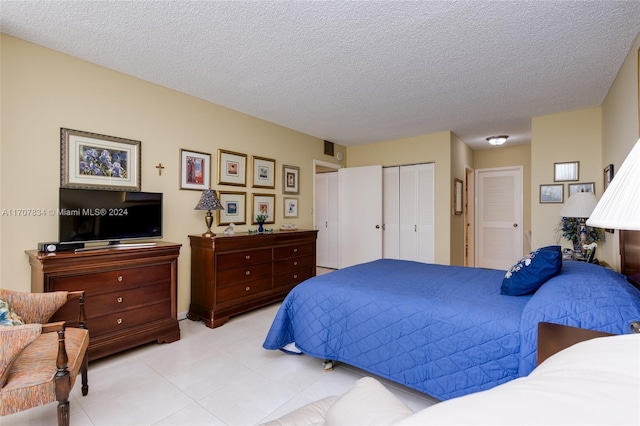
258, 222, 264, 233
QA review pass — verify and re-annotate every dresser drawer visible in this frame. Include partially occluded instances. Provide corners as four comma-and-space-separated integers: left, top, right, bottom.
274, 256, 314, 274
50, 263, 171, 294
217, 248, 272, 270
274, 243, 313, 260
217, 262, 272, 287
217, 278, 272, 303
86, 300, 172, 336
274, 267, 314, 288
86, 281, 170, 318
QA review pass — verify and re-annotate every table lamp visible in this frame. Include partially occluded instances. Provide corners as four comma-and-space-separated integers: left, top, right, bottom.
587, 138, 640, 231
560, 191, 598, 254
195, 189, 224, 237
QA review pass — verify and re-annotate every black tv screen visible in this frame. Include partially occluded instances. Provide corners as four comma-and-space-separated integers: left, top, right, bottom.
59, 188, 162, 245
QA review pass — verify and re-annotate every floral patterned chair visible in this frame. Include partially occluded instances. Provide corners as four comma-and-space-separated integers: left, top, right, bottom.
0, 289, 89, 426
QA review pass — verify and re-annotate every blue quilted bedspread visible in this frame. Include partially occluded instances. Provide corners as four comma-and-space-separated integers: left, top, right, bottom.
263, 259, 640, 400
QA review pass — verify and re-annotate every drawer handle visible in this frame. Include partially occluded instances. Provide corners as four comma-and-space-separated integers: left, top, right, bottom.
245, 270, 251, 276
117, 318, 123, 325
293, 261, 298, 266
293, 248, 298, 253
117, 297, 123, 303
294, 274, 298, 279
246, 255, 251, 260
117, 275, 123, 282
245, 286, 251, 291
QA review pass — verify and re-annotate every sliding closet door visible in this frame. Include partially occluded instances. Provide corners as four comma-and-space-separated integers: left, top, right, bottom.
338, 165, 383, 268
384, 163, 435, 264
383, 167, 400, 259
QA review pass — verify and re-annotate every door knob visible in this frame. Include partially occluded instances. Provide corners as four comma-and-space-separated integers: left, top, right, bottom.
513, 223, 518, 227
375, 225, 380, 229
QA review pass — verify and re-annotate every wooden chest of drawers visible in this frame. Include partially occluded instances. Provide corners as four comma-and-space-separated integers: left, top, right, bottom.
26, 242, 181, 360
188, 230, 317, 328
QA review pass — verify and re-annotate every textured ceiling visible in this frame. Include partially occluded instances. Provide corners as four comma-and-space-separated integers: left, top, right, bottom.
2, 1, 639, 150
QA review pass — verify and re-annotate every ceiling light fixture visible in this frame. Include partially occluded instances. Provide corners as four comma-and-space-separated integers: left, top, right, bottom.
486, 135, 509, 146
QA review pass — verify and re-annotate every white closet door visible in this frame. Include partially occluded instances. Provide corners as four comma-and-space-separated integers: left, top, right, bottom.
416, 163, 435, 263
383, 167, 400, 259
326, 172, 339, 268
399, 166, 418, 261
315, 172, 339, 269
338, 165, 383, 268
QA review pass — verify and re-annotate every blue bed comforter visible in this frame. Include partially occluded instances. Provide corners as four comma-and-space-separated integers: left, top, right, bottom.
263, 259, 640, 400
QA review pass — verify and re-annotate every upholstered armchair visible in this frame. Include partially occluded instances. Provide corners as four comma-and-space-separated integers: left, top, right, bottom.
0, 289, 89, 426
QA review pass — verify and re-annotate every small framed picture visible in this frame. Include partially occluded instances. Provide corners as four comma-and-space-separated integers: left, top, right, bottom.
252, 193, 275, 224
453, 178, 463, 215
60, 128, 141, 191
604, 164, 614, 191
568, 182, 595, 196
217, 149, 247, 186
283, 197, 298, 218
180, 149, 211, 190
540, 184, 564, 203
283, 165, 300, 194
217, 191, 246, 226
554, 161, 579, 182
252, 156, 276, 189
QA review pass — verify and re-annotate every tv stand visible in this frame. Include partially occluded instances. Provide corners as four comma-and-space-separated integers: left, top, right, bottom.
74, 242, 157, 253
27, 241, 181, 360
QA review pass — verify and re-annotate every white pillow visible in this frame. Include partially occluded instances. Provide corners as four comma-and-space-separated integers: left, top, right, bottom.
324, 377, 414, 426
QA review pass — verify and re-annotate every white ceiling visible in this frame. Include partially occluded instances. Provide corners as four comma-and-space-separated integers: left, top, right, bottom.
2, 1, 639, 150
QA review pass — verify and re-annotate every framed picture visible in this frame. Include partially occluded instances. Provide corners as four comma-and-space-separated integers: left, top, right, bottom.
540, 184, 564, 203
283, 197, 298, 218
604, 164, 614, 191
568, 182, 595, 196
217, 191, 246, 226
252, 156, 276, 189
60, 128, 141, 191
553, 161, 579, 182
217, 149, 247, 186
179, 149, 210, 190
453, 178, 463, 215
282, 165, 300, 194
252, 193, 275, 224
604, 164, 615, 233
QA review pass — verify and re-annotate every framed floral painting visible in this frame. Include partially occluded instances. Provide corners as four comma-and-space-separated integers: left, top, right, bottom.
60, 128, 141, 191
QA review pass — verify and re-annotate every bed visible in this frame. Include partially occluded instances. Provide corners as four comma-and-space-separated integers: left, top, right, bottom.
263, 248, 640, 401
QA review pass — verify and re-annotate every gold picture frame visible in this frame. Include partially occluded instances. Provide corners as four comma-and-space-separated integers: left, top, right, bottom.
217, 149, 247, 186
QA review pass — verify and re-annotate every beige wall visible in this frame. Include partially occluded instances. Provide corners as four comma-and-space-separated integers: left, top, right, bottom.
0, 35, 342, 314
600, 36, 640, 271
475, 144, 532, 253
530, 108, 603, 251
449, 133, 474, 265
346, 131, 454, 265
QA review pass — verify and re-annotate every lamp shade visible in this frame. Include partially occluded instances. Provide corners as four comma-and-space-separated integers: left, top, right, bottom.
559, 191, 598, 219
194, 189, 224, 211
587, 138, 640, 230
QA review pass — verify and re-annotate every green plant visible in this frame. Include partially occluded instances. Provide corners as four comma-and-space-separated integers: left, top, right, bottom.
557, 217, 605, 245
255, 212, 269, 223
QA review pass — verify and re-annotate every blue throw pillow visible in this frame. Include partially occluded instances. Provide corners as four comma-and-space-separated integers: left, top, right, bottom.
501, 246, 562, 296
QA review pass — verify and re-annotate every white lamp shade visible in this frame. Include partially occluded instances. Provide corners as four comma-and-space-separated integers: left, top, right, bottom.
587, 138, 640, 230
559, 191, 598, 218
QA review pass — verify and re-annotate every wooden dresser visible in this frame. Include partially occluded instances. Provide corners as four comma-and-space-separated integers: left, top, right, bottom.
26, 242, 181, 360
188, 230, 318, 328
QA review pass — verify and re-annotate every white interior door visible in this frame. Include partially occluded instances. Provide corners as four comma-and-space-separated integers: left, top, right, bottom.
475, 167, 523, 270
339, 165, 383, 268
314, 172, 339, 269
415, 163, 435, 263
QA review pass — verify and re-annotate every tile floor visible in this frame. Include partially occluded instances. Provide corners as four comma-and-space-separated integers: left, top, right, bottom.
3, 270, 438, 426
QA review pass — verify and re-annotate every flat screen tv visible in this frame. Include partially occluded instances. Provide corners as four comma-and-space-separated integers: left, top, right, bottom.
58, 188, 162, 247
